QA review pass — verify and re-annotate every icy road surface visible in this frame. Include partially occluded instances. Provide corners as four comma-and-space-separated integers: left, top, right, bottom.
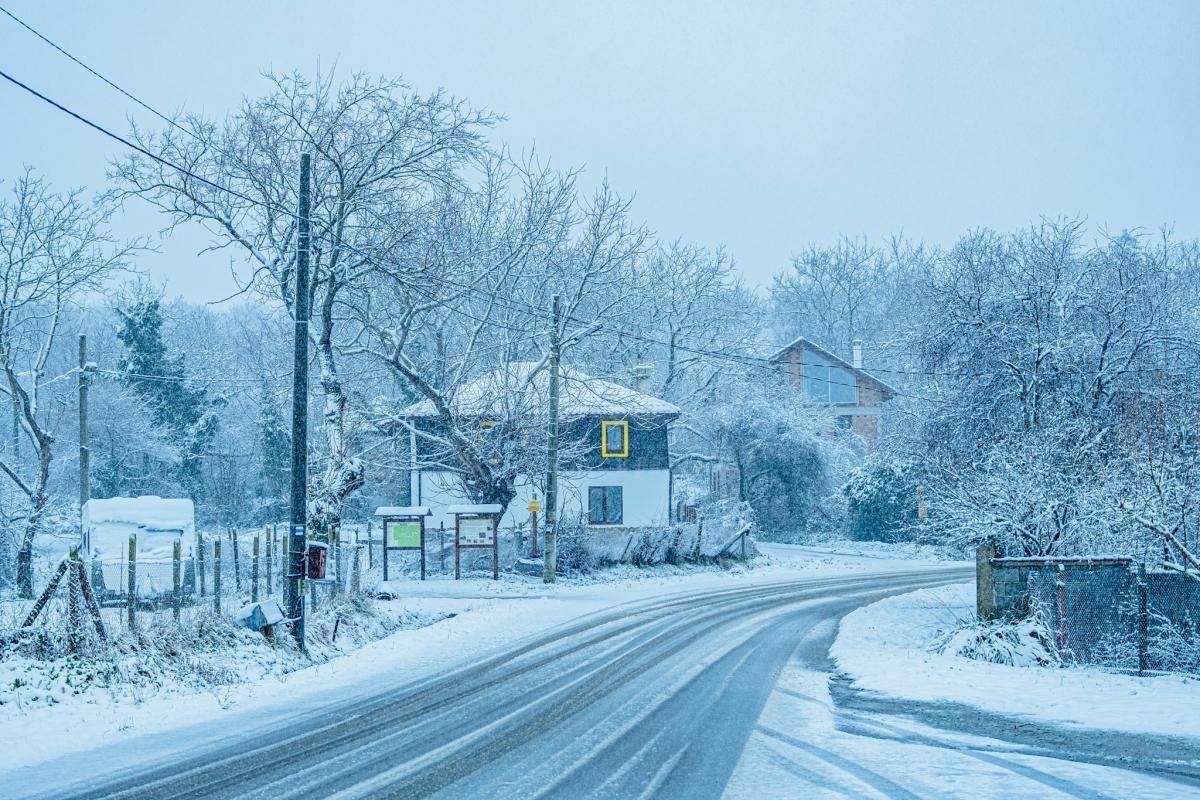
7, 565, 1199, 799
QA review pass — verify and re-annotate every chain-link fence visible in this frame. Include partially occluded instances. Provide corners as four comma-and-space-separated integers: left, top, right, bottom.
985, 554, 1200, 673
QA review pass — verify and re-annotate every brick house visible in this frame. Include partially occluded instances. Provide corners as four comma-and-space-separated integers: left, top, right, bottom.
770, 336, 896, 446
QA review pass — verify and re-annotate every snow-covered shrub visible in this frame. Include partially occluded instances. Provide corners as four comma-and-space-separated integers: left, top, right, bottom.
687, 379, 837, 542
626, 528, 671, 566
1148, 615, 1200, 675
0, 591, 447, 710
934, 609, 1060, 668
554, 519, 597, 575
843, 459, 918, 542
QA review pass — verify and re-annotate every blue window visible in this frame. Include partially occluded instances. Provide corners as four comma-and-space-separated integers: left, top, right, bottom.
803, 351, 857, 405
588, 486, 623, 525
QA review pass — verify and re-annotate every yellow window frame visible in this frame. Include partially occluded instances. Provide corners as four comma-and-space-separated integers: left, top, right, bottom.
601, 420, 629, 458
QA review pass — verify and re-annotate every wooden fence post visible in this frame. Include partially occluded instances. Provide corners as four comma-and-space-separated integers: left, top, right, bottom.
68, 549, 82, 654
76, 558, 106, 641
196, 531, 206, 598
127, 535, 137, 631
1055, 564, 1067, 652
334, 526, 344, 595
1138, 564, 1150, 675
213, 539, 222, 615
439, 523, 446, 573
231, 528, 241, 594
265, 526, 273, 597
366, 520, 373, 569
21, 560, 68, 628
351, 545, 361, 595
173, 539, 182, 623
252, 534, 260, 604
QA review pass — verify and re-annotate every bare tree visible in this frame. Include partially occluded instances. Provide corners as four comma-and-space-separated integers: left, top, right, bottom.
907, 222, 1195, 556
113, 70, 492, 535
346, 160, 650, 513
579, 240, 761, 406
771, 235, 929, 364
0, 171, 138, 596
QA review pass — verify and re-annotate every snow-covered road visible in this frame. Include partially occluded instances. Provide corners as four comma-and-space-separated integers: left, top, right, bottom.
5, 559, 1198, 799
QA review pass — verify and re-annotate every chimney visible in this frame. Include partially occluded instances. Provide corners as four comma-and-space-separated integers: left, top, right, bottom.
852, 340, 864, 369
631, 364, 652, 393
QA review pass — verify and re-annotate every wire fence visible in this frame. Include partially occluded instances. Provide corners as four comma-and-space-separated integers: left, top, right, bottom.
988, 555, 1200, 674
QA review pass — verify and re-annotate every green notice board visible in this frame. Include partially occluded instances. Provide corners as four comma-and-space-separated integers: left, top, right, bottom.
386, 520, 422, 549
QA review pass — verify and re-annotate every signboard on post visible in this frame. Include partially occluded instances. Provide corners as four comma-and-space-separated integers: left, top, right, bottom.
387, 520, 422, 549
373, 506, 431, 581
449, 504, 502, 581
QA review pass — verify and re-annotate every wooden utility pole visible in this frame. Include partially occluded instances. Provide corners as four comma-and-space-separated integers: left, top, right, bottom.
543, 295, 561, 583
286, 153, 312, 650
78, 334, 89, 548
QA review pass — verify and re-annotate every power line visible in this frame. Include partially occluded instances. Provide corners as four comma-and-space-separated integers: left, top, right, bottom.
0, 4, 188, 136
0, 62, 926, 392
0, 59, 1179, 399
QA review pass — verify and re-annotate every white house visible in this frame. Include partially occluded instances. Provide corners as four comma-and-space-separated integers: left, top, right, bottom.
400, 363, 681, 533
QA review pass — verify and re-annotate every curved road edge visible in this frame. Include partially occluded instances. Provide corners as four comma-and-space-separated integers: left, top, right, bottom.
827, 586, 1200, 785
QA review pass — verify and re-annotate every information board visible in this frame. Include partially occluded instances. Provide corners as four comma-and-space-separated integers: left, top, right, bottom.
386, 520, 422, 549
458, 517, 495, 546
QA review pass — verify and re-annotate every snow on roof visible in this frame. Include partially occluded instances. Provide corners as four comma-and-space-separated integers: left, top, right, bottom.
447, 504, 504, 515
399, 362, 681, 420
84, 496, 195, 564
374, 506, 432, 517
83, 496, 195, 532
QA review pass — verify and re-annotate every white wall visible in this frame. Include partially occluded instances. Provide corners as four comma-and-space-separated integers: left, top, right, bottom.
410, 469, 672, 532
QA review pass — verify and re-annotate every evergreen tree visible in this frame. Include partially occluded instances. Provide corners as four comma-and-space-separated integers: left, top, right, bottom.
257, 382, 290, 521
115, 296, 218, 499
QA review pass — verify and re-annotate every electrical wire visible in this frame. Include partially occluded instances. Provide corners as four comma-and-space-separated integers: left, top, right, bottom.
0, 56, 1176, 401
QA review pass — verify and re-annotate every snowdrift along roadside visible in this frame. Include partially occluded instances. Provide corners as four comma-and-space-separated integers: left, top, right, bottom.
831, 582, 1200, 740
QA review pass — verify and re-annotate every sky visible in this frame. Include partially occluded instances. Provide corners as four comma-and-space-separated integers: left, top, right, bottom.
1, 0, 1198, 303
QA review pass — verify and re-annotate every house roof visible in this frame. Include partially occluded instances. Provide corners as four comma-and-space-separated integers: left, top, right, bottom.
769, 336, 899, 399
399, 361, 681, 421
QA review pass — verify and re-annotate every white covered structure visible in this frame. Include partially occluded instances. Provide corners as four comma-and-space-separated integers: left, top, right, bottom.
83, 496, 195, 595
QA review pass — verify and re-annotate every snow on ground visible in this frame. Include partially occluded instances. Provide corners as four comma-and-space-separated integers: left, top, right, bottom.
722, 657, 1191, 800
831, 582, 1200, 740
0, 542, 956, 773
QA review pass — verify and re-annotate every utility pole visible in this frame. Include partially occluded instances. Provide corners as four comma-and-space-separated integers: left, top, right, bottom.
78, 334, 89, 550
543, 294, 561, 583
286, 153, 312, 649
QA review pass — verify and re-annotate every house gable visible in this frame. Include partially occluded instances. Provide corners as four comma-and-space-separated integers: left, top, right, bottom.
770, 337, 897, 404
564, 414, 672, 471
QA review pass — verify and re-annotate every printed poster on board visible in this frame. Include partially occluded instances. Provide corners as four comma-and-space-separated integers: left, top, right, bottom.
458, 518, 495, 546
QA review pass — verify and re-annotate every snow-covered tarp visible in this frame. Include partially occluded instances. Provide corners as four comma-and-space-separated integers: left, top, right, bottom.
83, 496, 195, 595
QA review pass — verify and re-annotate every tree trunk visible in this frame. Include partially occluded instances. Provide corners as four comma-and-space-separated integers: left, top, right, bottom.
309, 286, 363, 538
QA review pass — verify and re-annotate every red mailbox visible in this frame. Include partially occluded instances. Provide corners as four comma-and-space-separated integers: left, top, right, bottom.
305, 542, 328, 580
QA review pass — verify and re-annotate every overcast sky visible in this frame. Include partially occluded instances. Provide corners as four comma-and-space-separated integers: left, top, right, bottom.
2, 0, 1198, 302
